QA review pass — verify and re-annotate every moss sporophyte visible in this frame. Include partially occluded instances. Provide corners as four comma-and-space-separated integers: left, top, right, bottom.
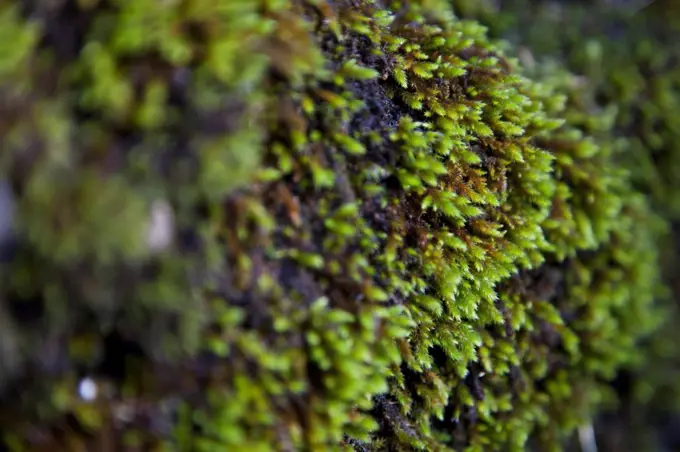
0, 0, 667, 451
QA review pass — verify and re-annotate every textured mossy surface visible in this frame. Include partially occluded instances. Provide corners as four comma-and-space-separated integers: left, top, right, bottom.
454, 0, 680, 220
0, 0, 668, 451
452, 1, 680, 449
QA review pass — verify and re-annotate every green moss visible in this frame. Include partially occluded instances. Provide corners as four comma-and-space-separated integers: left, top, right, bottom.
454, 0, 680, 220
0, 0, 665, 451
451, 0, 679, 449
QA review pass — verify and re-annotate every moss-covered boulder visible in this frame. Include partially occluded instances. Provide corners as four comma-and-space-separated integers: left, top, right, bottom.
0, 0, 664, 450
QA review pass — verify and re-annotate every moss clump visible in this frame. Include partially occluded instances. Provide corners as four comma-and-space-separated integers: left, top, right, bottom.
451, 0, 680, 449
0, 0, 664, 450
454, 0, 680, 221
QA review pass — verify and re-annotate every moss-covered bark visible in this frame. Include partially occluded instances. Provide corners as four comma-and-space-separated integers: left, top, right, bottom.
0, 0, 667, 450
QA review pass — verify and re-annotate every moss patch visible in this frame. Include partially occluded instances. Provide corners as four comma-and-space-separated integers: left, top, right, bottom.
0, 0, 665, 450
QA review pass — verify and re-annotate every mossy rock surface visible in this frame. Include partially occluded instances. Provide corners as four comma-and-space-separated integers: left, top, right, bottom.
0, 0, 665, 450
